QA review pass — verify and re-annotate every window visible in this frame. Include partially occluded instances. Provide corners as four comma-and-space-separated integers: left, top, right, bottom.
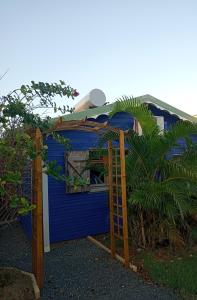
65, 149, 108, 193
89, 149, 108, 192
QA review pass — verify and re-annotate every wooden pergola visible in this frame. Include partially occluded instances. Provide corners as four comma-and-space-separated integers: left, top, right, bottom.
32, 119, 129, 288
50, 117, 121, 133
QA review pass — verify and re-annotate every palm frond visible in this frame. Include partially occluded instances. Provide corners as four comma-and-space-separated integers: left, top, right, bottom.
128, 179, 196, 220
110, 96, 159, 135
163, 121, 197, 153
161, 159, 197, 183
98, 130, 119, 147
177, 143, 197, 173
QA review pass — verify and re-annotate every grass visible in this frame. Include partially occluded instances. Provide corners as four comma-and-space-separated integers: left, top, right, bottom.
143, 252, 197, 299
95, 233, 197, 298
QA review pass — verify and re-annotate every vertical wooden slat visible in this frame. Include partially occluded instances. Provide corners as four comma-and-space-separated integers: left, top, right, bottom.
108, 140, 115, 257
119, 130, 129, 267
115, 150, 120, 237
32, 128, 44, 288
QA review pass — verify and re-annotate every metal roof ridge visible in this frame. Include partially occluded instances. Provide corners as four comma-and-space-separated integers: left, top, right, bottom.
51, 94, 197, 123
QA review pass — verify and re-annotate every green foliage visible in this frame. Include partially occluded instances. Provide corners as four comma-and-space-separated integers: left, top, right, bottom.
110, 96, 159, 135
1, 80, 78, 131
101, 96, 197, 248
65, 176, 89, 191
48, 132, 71, 151
44, 160, 89, 191
98, 131, 120, 147
143, 253, 197, 296
10, 196, 36, 215
85, 149, 108, 180
45, 160, 63, 180
0, 81, 79, 216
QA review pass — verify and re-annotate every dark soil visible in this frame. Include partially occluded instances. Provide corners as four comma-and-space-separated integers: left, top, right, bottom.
0, 268, 35, 300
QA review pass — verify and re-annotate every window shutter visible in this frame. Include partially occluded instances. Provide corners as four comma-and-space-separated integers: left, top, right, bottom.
65, 151, 90, 193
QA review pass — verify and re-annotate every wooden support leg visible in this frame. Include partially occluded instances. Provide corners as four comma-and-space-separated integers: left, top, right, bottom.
108, 140, 115, 257
32, 128, 44, 288
119, 130, 129, 267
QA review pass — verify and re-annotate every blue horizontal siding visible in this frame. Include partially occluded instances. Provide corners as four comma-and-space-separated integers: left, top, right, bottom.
20, 163, 32, 239
49, 194, 109, 242
191, 135, 197, 143
46, 130, 110, 243
87, 112, 134, 130
19, 214, 32, 239
108, 112, 134, 130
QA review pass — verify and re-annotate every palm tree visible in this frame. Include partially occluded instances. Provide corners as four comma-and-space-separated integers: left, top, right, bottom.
101, 97, 197, 248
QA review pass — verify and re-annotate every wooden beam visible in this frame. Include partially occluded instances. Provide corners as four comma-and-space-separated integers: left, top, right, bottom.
87, 236, 137, 272
108, 140, 115, 257
32, 128, 44, 288
119, 130, 129, 267
48, 119, 121, 135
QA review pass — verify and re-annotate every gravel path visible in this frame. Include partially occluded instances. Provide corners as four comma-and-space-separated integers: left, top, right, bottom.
0, 222, 178, 300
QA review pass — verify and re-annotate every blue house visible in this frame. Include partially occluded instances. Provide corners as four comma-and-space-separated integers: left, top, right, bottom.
21, 93, 197, 252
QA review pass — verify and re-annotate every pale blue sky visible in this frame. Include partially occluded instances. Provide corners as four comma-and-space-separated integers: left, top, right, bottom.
1, 0, 197, 115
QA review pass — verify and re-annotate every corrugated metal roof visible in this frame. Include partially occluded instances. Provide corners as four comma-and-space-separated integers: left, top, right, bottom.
53, 94, 197, 123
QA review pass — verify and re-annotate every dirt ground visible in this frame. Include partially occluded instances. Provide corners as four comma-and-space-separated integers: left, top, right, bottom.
0, 268, 35, 300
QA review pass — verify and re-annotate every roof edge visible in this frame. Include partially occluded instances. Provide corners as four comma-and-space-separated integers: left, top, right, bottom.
51, 94, 197, 123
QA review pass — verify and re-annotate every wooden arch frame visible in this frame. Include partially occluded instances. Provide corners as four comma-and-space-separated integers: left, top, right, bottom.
50, 117, 121, 134
32, 118, 129, 289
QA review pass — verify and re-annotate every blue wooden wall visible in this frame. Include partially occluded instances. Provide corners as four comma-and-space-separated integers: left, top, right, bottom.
21, 105, 196, 244
46, 130, 109, 243
20, 163, 32, 239
45, 112, 134, 243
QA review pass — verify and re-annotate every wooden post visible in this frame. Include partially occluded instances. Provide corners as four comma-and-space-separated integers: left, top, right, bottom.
119, 130, 129, 267
108, 140, 115, 257
32, 128, 44, 288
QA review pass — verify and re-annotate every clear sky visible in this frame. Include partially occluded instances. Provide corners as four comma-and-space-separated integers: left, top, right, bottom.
1, 0, 197, 115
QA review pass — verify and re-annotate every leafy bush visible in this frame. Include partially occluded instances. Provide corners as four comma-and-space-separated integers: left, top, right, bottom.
0, 81, 79, 217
